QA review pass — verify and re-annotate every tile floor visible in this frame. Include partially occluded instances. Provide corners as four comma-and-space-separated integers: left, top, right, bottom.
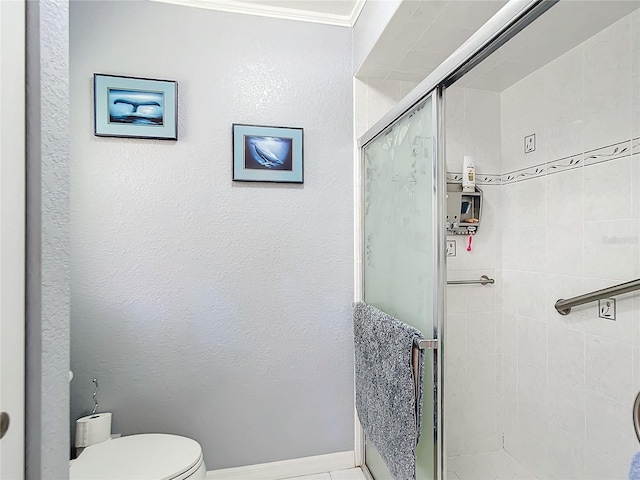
281, 450, 535, 480
448, 450, 538, 480
283, 467, 366, 480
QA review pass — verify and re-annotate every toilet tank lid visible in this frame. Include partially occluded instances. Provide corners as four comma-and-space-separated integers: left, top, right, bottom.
70, 433, 203, 480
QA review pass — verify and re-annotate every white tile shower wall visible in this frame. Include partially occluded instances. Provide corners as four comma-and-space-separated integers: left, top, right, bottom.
499, 9, 640, 480
353, 77, 419, 139
445, 86, 503, 456
446, 87, 502, 175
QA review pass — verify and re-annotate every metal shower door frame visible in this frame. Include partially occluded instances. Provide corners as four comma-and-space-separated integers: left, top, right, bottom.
357, 87, 446, 480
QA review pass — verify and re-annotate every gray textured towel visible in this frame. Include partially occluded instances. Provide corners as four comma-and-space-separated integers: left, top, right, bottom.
630, 451, 640, 480
353, 302, 425, 480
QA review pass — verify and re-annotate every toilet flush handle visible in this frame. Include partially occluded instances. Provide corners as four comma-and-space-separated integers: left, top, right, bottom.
92, 378, 99, 414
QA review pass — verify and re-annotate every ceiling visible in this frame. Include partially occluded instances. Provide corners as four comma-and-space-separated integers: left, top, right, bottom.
233, 0, 357, 16
456, 1, 640, 91
356, 0, 640, 92
355, 0, 509, 81
147, 0, 639, 90
148, 0, 365, 26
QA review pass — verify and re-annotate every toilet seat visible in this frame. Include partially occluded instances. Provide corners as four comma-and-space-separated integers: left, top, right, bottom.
70, 433, 205, 480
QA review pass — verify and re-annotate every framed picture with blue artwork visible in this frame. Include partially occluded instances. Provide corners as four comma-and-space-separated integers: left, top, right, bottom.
94, 74, 178, 140
232, 124, 303, 183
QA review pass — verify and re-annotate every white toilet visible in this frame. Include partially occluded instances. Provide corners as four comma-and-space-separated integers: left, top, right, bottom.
70, 433, 206, 479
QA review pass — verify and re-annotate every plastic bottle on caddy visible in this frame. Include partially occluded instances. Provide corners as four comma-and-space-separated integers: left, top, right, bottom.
462, 155, 475, 193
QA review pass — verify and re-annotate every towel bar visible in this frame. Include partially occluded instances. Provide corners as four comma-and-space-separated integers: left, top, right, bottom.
447, 275, 494, 286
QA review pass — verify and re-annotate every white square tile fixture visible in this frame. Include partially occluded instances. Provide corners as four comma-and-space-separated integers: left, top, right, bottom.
446, 239, 457, 257
524, 134, 536, 154
586, 294, 635, 344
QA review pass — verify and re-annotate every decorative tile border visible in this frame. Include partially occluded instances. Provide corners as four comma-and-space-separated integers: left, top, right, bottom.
544, 152, 583, 176
446, 172, 502, 185
447, 137, 639, 186
502, 163, 547, 184
583, 139, 633, 167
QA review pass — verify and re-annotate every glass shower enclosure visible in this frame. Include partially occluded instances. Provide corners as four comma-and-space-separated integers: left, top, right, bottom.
360, 91, 445, 480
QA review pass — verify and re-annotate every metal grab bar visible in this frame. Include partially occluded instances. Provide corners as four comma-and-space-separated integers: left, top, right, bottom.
447, 275, 494, 286
555, 278, 640, 315
634, 391, 640, 443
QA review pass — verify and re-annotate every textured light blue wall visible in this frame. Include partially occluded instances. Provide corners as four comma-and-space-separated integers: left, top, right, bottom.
70, 0, 354, 470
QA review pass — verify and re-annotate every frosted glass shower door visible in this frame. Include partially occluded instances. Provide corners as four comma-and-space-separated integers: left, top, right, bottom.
361, 94, 440, 480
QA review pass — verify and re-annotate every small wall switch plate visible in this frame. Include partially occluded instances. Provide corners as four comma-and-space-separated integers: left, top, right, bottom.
598, 298, 616, 320
524, 134, 536, 154
446, 240, 456, 257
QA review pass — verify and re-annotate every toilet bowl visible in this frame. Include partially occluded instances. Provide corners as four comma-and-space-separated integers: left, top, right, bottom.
70, 433, 206, 480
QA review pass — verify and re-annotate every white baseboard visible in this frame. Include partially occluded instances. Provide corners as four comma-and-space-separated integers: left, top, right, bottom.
206, 451, 355, 480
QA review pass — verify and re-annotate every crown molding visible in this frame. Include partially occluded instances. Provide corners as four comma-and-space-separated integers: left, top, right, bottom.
349, 0, 366, 27
148, 0, 367, 27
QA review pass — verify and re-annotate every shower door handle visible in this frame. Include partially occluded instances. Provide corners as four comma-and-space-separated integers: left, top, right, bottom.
418, 339, 439, 350
0, 412, 9, 439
